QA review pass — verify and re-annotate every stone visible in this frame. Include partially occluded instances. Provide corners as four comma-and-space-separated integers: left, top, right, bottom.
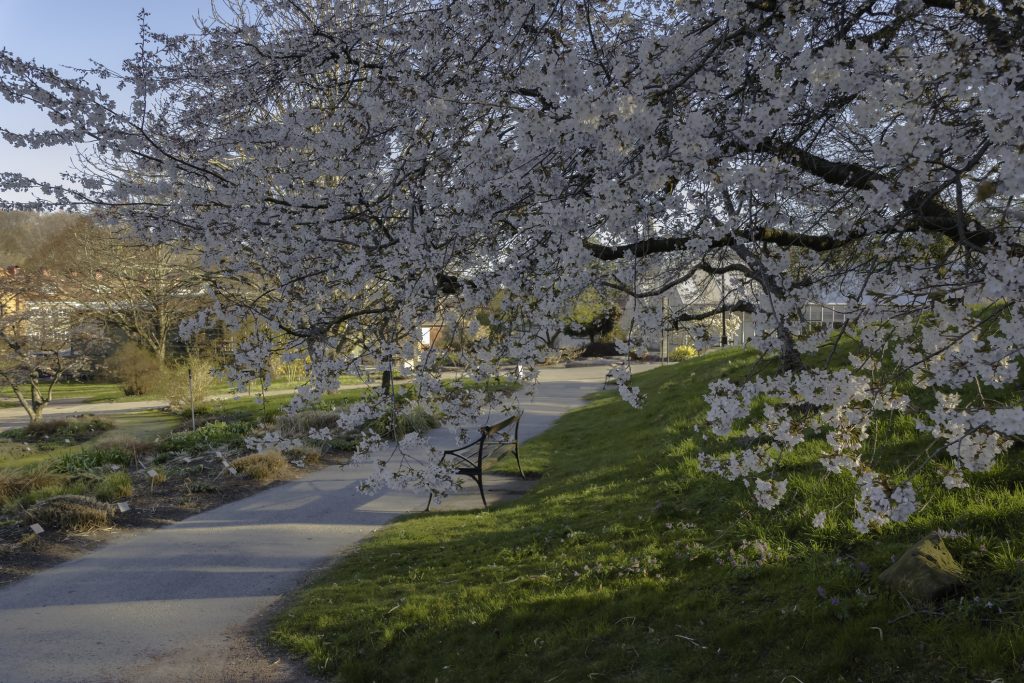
879, 533, 964, 602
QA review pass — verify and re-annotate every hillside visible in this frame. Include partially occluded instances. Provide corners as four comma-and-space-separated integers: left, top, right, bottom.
0, 211, 86, 266
271, 348, 1024, 682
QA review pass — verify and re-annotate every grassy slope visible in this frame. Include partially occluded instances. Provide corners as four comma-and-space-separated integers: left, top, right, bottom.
271, 348, 1024, 682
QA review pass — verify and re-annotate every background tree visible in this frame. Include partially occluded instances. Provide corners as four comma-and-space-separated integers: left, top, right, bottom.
0, 265, 103, 422
45, 219, 209, 366
563, 288, 622, 346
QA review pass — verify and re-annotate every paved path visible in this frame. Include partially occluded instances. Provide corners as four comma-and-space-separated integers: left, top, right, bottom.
0, 364, 657, 683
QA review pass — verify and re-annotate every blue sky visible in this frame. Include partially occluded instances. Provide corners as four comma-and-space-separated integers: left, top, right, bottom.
0, 1, 208, 195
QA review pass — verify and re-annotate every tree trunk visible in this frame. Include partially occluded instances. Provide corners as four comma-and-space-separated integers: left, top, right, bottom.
777, 325, 805, 373
380, 355, 393, 393
29, 381, 47, 423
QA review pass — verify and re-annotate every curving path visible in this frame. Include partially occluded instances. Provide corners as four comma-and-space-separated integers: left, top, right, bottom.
0, 364, 658, 683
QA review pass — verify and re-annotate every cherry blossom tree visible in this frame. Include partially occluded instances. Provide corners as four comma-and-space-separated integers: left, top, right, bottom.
1, 0, 1021, 520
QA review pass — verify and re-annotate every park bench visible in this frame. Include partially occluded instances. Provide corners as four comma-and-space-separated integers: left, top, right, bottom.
426, 413, 524, 510
602, 360, 626, 389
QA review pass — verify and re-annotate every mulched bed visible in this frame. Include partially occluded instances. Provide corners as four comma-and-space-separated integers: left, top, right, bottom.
0, 449, 350, 587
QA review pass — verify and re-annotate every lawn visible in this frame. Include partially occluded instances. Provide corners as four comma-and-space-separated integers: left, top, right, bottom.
0, 375, 370, 409
271, 348, 1024, 682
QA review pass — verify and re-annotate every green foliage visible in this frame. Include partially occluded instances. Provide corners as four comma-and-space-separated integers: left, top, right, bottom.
164, 358, 217, 412
563, 287, 622, 343
0, 467, 68, 508
157, 420, 250, 453
93, 471, 133, 502
107, 342, 163, 395
50, 446, 134, 473
274, 410, 340, 438
4, 416, 115, 443
272, 349, 1024, 683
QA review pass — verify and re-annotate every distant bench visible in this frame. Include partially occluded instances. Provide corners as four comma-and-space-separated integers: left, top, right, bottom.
427, 413, 524, 510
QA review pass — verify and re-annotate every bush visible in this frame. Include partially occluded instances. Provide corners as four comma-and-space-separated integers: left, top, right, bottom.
580, 341, 619, 357
233, 450, 289, 481
368, 403, 440, 439
91, 435, 155, 459
275, 410, 340, 438
0, 468, 68, 507
25, 494, 113, 532
669, 344, 698, 361
51, 446, 135, 473
5, 416, 115, 442
94, 471, 133, 502
108, 343, 163, 396
164, 358, 217, 413
157, 420, 249, 453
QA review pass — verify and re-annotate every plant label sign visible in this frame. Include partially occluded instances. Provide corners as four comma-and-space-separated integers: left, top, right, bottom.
117, 502, 131, 513
29, 523, 44, 535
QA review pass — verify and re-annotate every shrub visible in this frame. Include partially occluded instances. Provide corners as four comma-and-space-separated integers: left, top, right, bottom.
579, 341, 619, 357
157, 420, 249, 453
270, 355, 309, 383
92, 435, 155, 459
0, 468, 68, 507
51, 446, 135, 473
94, 471, 133, 502
25, 494, 114, 532
368, 403, 440, 439
164, 358, 217, 413
275, 410, 340, 438
5, 416, 115, 442
669, 344, 698, 361
233, 450, 289, 481
108, 343, 163, 396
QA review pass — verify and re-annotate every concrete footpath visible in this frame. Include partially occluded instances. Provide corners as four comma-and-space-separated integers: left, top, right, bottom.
0, 364, 656, 683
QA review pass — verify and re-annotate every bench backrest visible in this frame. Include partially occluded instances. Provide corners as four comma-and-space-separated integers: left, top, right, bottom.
481, 413, 520, 438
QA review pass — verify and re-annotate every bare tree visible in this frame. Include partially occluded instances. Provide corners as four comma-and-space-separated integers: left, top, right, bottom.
46, 218, 209, 366
0, 266, 102, 422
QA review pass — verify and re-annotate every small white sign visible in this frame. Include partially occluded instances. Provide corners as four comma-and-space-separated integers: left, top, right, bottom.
291, 460, 306, 468
228, 467, 238, 475
147, 469, 158, 478
116, 502, 131, 513
110, 464, 121, 471
29, 523, 44, 535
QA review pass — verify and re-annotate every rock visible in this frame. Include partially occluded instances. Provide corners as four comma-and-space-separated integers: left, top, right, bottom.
879, 533, 964, 602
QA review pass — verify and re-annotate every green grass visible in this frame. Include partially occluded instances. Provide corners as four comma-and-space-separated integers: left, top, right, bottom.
271, 348, 1024, 682
0, 376, 363, 408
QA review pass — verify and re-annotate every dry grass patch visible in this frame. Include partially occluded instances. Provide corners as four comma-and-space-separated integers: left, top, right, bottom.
25, 495, 114, 532
0, 469, 68, 507
283, 444, 322, 466
233, 450, 289, 481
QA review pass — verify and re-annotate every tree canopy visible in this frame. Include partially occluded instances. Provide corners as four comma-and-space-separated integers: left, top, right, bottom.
1, 0, 1022, 522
